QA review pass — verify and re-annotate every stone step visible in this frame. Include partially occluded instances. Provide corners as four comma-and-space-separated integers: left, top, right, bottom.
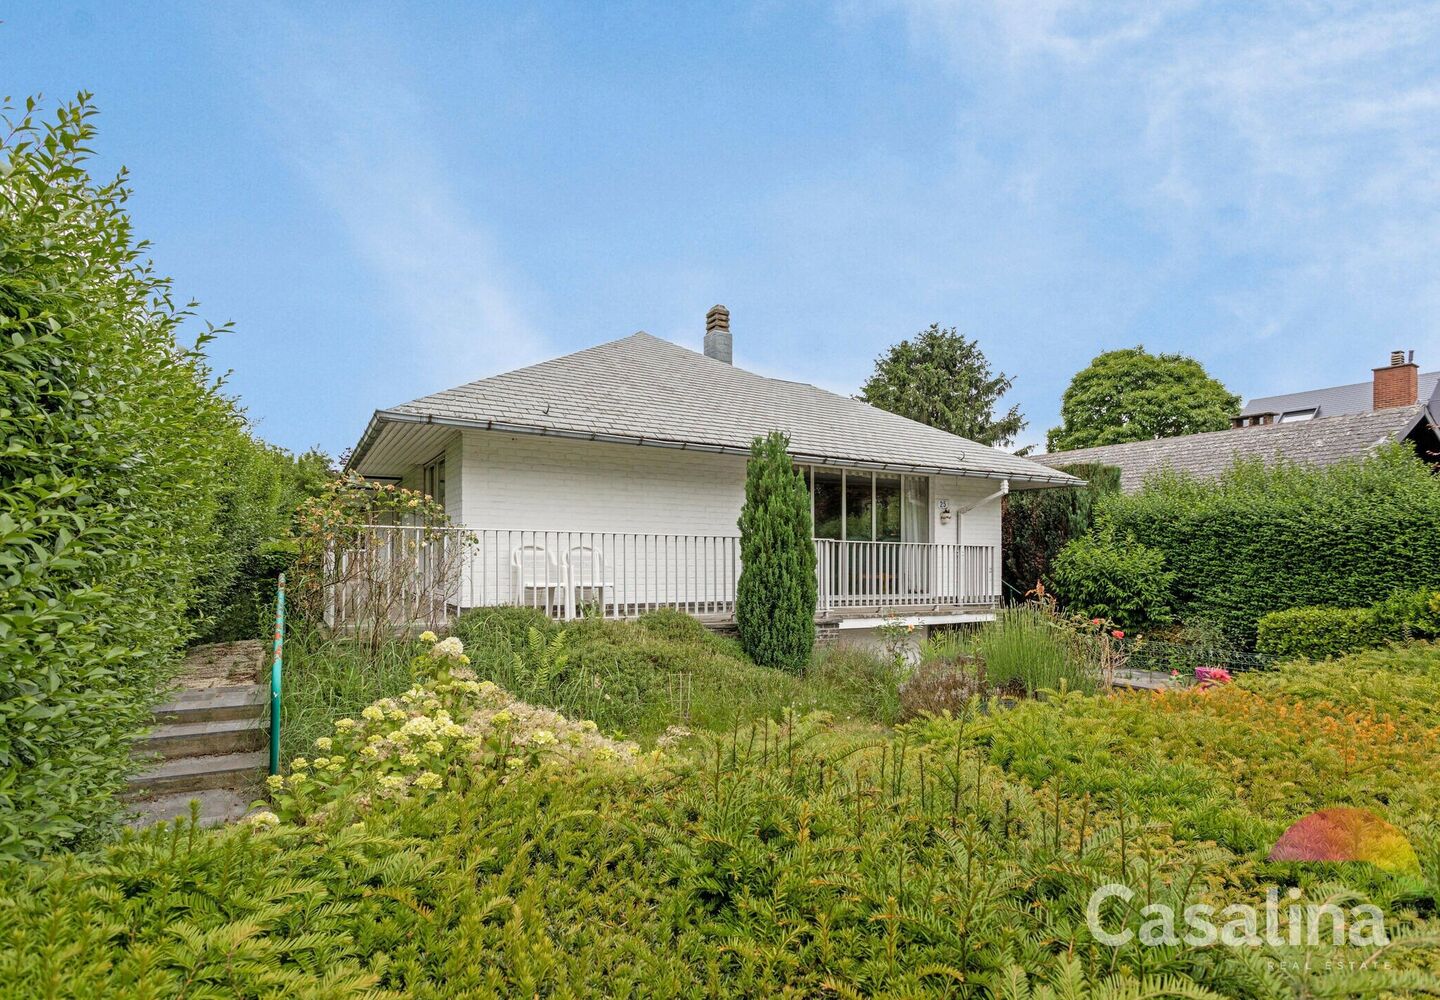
126, 787, 258, 829
127, 750, 269, 795
153, 684, 268, 724
139, 718, 266, 760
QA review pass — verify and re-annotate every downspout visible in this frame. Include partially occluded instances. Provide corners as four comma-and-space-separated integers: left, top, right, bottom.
954, 480, 1008, 602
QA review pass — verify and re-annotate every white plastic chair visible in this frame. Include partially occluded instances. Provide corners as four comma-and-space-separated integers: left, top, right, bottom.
510, 544, 569, 617
567, 543, 614, 616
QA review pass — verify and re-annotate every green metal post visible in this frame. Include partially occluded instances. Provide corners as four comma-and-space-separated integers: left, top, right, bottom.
269, 572, 286, 776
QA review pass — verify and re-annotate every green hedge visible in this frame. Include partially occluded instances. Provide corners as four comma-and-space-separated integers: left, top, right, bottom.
0, 97, 249, 857
1256, 589, 1440, 660
1096, 447, 1440, 644
1001, 462, 1120, 597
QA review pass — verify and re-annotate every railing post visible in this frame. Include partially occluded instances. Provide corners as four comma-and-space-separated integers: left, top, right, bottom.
269, 572, 285, 776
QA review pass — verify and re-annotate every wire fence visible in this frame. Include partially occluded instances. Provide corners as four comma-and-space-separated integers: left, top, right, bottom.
1118, 637, 1276, 675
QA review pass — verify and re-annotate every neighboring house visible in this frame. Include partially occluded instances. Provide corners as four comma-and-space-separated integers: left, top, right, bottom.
1039, 351, 1440, 492
344, 305, 1077, 639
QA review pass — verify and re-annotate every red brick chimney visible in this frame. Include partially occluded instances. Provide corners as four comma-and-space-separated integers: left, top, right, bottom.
1373, 350, 1419, 410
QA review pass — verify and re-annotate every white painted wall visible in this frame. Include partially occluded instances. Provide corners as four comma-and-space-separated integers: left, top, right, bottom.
928, 474, 1005, 596
458, 431, 749, 535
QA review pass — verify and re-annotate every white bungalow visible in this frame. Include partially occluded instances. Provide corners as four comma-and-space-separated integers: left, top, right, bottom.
342, 306, 1077, 641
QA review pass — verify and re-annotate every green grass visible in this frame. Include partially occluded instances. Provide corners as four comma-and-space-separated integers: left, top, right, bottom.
449, 606, 904, 741
277, 627, 420, 762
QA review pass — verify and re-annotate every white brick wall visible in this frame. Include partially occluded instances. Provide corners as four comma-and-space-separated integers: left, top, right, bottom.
459, 431, 749, 535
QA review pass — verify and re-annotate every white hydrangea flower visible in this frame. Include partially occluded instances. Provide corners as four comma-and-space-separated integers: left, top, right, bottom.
432, 636, 465, 660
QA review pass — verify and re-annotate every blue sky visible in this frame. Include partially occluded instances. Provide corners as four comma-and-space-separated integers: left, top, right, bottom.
6, 1, 1439, 455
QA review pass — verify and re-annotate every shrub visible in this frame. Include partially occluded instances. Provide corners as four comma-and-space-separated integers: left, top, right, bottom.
736, 432, 816, 673
1255, 588, 1440, 661
1097, 446, 1440, 643
1002, 462, 1121, 596
7, 650, 1440, 997
267, 634, 643, 826
1050, 533, 1174, 627
191, 443, 332, 644
0, 97, 247, 857
898, 656, 987, 720
291, 475, 457, 648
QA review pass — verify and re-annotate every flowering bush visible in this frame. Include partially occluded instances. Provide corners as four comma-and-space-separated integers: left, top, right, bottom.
1194, 665, 1233, 686
267, 634, 642, 824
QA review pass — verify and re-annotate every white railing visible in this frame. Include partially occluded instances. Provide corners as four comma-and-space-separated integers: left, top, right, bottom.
814, 540, 997, 611
322, 526, 997, 628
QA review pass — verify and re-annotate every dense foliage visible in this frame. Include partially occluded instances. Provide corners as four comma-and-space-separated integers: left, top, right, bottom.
1094, 446, 1440, 643
4, 641, 1439, 997
735, 433, 816, 673
0, 97, 253, 858
1256, 589, 1440, 660
449, 605, 902, 740
192, 443, 331, 644
1051, 533, 1174, 627
860, 323, 1026, 447
1002, 462, 1121, 596
1047, 347, 1240, 452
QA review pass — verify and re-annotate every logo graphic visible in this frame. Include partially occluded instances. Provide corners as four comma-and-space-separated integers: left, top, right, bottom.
1267, 807, 1420, 875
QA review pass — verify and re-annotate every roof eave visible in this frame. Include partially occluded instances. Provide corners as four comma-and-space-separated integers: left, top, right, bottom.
349, 409, 1081, 487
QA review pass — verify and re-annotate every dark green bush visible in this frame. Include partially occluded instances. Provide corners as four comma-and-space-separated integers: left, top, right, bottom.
1002, 462, 1121, 597
1049, 533, 1174, 627
735, 432, 816, 673
0, 97, 248, 857
1256, 589, 1440, 661
1255, 606, 1385, 661
1097, 446, 1440, 643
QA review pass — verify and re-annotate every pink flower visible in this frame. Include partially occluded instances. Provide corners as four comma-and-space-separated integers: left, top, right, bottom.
1111, 629, 1125, 639
1091, 618, 1104, 625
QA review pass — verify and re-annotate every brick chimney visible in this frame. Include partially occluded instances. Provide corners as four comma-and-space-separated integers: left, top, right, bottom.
1373, 350, 1419, 410
703, 304, 732, 363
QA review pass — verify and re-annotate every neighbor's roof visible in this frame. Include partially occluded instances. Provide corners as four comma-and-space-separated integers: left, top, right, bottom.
348, 332, 1077, 486
1036, 403, 1436, 492
1240, 371, 1440, 418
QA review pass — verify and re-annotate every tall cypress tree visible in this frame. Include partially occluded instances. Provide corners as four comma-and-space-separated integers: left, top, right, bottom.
736, 432, 817, 672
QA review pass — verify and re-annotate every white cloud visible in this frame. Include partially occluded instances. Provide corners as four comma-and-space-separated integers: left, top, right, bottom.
883, 0, 1440, 391
242, 10, 546, 394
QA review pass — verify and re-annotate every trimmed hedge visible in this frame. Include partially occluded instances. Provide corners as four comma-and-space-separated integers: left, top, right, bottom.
1096, 446, 1440, 644
1256, 589, 1440, 660
0, 97, 254, 857
1254, 607, 1385, 661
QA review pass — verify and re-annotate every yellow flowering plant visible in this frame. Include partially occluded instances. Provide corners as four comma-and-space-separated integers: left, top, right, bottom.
265, 633, 641, 825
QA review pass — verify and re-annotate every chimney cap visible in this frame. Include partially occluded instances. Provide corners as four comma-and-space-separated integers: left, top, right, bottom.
703, 304, 732, 363
1391, 349, 1408, 367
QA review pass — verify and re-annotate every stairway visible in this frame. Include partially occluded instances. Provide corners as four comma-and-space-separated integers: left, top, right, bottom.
125, 642, 270, 828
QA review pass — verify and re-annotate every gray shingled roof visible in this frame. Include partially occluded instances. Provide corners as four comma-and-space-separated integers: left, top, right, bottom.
1240, 371, 1439, 418
349, 332, 1077, 486
1037, 404, 1436, 492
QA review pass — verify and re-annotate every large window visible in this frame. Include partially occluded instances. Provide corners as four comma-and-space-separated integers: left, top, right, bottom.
799, 467, 929, 542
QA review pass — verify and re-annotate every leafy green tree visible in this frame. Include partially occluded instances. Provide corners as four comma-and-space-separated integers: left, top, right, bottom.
0, 96, 244, 857
1047, 347, 1239, 452
860, 324, 1025, 448
736, 433, 816, 673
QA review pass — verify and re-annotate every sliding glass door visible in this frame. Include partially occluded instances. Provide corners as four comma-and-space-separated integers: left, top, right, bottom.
799, 467, 932, 602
